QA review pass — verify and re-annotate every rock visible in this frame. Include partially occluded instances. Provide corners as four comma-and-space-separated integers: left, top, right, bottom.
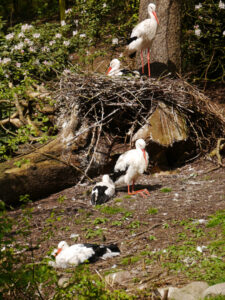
203, 282, 225, 298
105, 271, 132, 286
158, 281, 209, 300
58, 277, 70, 288
132, 101, 188, 147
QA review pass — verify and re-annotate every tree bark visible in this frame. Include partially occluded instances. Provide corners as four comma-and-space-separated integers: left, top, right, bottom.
137, 0, 181, 76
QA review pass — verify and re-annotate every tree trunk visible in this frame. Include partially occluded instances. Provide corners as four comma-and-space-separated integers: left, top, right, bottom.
0, 107, 92, 205
137, 0, 181, 76
59, 0, 66, 21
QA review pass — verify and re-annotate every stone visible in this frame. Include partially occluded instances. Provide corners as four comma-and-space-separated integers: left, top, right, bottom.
203, 282, 225, 298
105, 271, 132, 286
132, 101, 188, 147
158, 281, 209, 300
58, 277, 70, 288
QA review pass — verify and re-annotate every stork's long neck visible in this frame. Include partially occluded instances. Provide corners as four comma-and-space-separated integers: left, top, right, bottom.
141, 149, 148, 165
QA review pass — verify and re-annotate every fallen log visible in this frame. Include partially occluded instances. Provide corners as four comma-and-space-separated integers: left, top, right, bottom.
0, 74, 224, 205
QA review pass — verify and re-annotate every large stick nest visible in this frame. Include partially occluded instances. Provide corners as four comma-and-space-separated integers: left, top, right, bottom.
53, 73, 225, 160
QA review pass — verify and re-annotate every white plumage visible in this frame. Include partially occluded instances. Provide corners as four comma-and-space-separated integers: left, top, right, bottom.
91, 174, 115, 205
107, 59, 140, 78
112, 139, 150, 197
49, 241, 120, 268
127, 3, 159, 77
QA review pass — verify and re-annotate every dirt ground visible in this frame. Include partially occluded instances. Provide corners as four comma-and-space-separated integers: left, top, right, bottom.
8, 155, 225, 292
7, 84, 225, 295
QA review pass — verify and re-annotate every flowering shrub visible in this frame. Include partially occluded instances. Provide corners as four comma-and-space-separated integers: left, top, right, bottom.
181, 0, 225, 83
0, 0, 139, 161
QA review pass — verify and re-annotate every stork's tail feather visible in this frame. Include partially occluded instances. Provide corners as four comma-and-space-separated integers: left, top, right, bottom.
109, 166, 128, 183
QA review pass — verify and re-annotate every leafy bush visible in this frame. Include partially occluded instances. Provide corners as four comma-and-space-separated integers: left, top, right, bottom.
181, 0, 225, 83
0, 1, 139, 162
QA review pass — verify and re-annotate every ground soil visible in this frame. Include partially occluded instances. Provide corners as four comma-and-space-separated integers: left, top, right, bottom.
7, 84, 225, 296
8, 156, 225, 293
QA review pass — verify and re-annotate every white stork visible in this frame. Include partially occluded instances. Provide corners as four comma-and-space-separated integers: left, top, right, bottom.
50, 241, 120, 268
111, 139, 150, 197
127, 3, 159, 77
91, 174, 115, 205
107, 58, 140, 77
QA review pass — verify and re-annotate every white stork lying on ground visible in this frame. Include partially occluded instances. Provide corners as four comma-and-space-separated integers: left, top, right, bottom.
50, 241, 120, 268
91, 174, 115, 205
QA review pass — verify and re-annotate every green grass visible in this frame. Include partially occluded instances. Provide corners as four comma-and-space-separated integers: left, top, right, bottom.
147, 207, 158, 215
160, 187, 172, 193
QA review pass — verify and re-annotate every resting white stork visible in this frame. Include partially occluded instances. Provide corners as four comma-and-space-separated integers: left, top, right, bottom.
111, 139, 150, 197
91, 174, 115, 205
50, 241, 120, 268
107, 58, 140, 78
127, 3, 159, 77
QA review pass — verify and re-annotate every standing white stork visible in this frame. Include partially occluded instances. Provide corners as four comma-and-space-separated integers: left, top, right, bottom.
110, 139, 150, 197
50, 241, 120, 268
107, 58, 140, 78
127, 3, 159, 77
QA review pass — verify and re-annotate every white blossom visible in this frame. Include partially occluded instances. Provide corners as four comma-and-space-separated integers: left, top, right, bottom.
49, 40, 56, 46
195, 3, 202, 10
194, 25, 201, 36
2, 58, 11, 64
119, 53, 123, 58
21, 24, 33, 31
34, 59, 40, 65
63, 40, 70, 46
18, 32, 25, 38
33, 33, 40, 38
61, 20, 66, 26
219, 0, 225, 9
43, 60, 52, 66
14, 42, 24, 50
41, 46, 50, 52
79, 33, 86, 38
29, 47, 36, 52
112, 38, 118, 45
65, 8, 72, 14
103, 3, 107, 8
74, 19, 79, 26
73, 30, 78, 36
223, 31, 225, 36
5, 33, 15, 40
55, 33, 62, 39
24, 38, 34, 46
16, 62, 21, 68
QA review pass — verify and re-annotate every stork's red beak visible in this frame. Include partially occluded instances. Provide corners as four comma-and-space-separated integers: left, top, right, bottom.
142, 149, 147, 165
55, 248, 62, 256
153, 11, 159, 24
107, 66, 112, 74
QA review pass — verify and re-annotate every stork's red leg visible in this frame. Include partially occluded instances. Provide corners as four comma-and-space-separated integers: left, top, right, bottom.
147, 48, 150, 77
140, 50, 144, 74
127, 182, 150, 198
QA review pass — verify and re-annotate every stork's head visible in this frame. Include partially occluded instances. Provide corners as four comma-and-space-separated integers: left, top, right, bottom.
135, 139, 146, 150
148, 3, 159, 24
55, 241, 69, 256
107, 59, 121, 75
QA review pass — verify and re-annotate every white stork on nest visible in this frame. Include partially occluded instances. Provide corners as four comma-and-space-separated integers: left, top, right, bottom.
126, 3, 159, 77
50, 241, 120, 268
107, 58, 140, 78
110, 139, 150, 197
91, 174, 115, 205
